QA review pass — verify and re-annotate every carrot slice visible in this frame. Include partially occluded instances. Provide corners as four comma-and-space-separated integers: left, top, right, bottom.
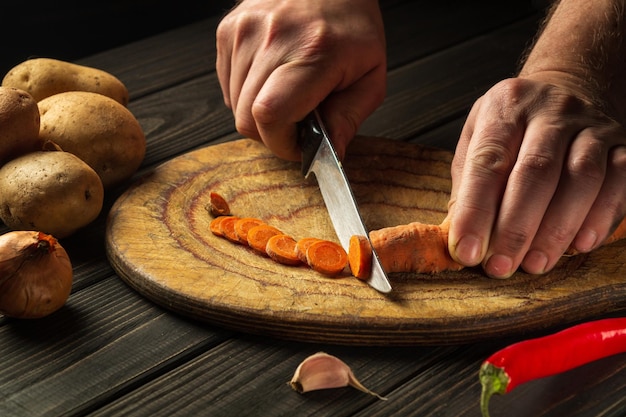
266, 234, 301, 265
234, 217, 265, 244
306, 240, 348, 276
295, 237, 324, 264
210, 216, 229, 237
247, 224, 283, 254
208, 191, 231, 217
219, 216, 241, 243
349, 235, 373, 279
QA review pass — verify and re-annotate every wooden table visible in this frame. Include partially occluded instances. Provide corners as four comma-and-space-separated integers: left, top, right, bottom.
2, 1, 626, 416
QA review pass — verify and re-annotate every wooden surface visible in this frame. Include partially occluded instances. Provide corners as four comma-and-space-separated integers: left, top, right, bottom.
2, 1, 626, 416
107, 137, 626, 345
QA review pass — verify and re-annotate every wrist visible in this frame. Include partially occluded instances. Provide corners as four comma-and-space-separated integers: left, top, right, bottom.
519, 0, 626, 126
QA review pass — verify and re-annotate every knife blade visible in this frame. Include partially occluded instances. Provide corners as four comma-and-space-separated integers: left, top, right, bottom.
297, 110, 392, 293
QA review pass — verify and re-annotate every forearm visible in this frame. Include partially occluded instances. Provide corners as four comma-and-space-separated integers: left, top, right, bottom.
520, 0, 626, 125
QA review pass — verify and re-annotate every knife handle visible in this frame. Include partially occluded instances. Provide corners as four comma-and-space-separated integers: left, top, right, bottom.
297, 111, 324, 177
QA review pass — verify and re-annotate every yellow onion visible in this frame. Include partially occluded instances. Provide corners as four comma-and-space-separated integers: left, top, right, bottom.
0, 231, 72, 318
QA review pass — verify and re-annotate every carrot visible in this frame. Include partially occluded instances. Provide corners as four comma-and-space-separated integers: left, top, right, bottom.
306, 239, 348, 276
605, 218, 626, 246
266, 234, 302, 265
209, 216, 229, 237
366, 214, 626, 275
247, 224, 283, 254
234, 217, 265, 244
348, 235, 373, 279
219, 216, 242, 244
208, 191, 231, 217
295, 237, 324, 264
368, 218, 463, 274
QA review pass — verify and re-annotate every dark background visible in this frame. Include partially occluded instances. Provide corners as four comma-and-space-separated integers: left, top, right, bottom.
1, 1, 234, 76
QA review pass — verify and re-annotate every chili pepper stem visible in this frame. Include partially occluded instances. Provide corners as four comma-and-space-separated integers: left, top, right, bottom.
479, 362, 510, 417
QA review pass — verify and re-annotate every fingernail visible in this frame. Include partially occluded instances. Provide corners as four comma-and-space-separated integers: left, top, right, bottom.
522, 250, 549, 275
485, 254, 514, 279
454, 235, 482, 266
574, 228, 598, 253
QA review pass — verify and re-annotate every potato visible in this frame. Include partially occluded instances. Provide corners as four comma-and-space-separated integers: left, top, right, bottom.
2, 58, 129, 105
38, 91, 146, 188
0, 150, 104, 238
0, 86, 42, 165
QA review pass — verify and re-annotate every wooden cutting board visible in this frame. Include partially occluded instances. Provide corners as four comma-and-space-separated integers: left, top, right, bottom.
105, 136, 626, 346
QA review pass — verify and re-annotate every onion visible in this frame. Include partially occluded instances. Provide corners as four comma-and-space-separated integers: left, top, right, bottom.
0, 231, 73, 318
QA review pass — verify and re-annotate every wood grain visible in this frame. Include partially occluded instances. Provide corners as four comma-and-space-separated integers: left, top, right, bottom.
106, 137, 626, 346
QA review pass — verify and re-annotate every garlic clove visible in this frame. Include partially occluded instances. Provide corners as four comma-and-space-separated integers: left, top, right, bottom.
289, 351, 388, 400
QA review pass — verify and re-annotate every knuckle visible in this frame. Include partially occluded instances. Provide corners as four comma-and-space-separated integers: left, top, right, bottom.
497, 228, 532, 254
517, 152, 558, 176
486, 78, 535, 112
596, 186, 626, 226
217, 11, 254, 44
568, 153, 605, 183
610, 145, 626, 174
215, 13, 233, 40
540, 223, 575, 247
469, 143, 516, 178
296, 26, 339, 64
235, 116, 259, 140
489, 78, 527, 100
251, 99, 278, 127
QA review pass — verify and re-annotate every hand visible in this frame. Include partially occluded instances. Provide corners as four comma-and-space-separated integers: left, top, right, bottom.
447, 73, 626, 278
216, 0, 387, 161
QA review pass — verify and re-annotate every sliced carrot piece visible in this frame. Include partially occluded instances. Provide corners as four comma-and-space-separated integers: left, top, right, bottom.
234, 217, 265, 244
208, 191, 231, 217
247, 224, 283, 254
349, 235, 373, 279
306, 240, 348, 276
295, 237, 324, 264
219, 216, 241, 243
210, 216, 229, 237
266, 234, 302, 265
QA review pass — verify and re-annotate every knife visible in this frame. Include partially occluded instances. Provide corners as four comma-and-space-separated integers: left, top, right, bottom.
297, 110, 392, 294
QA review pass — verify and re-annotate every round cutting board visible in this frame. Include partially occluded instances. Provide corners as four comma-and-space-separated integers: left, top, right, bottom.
105, 137, 626, 345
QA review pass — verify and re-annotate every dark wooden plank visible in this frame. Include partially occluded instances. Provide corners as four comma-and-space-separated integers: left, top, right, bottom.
409, 117, 464, 151
359, 16, 541, 140
87, 337, 464, 417
86, 333, 626, 417
0, 278, 231, 417
359, 344, 489, 417
0, 1, 233, 76
126, 74, 236, 168
383, 0, 538, 70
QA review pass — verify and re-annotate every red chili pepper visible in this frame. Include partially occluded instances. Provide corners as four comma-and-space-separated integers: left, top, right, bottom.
479, 317, 626, 417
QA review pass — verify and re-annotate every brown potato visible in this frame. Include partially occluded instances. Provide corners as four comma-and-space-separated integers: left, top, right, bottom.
2, 58, 129, 105
38, 91, 146, 188
0, 150, 104, 238
0, 86, 42, 165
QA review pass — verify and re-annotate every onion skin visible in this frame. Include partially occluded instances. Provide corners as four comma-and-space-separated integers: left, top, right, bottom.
0, 231, 73, 318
